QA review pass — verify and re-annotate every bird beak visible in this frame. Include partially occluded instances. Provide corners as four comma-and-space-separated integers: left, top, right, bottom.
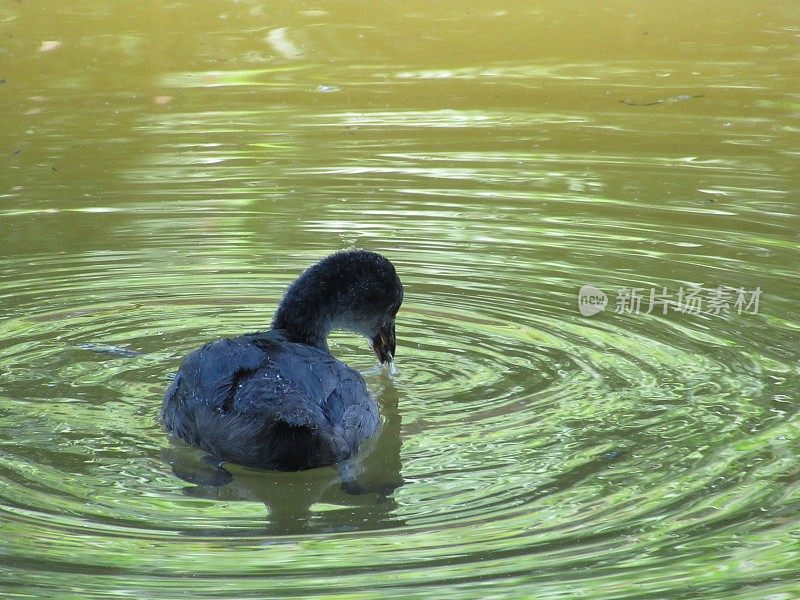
371, 320, 396, 365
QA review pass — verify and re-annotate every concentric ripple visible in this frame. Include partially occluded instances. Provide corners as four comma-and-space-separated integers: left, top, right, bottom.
2, 177, 799, 597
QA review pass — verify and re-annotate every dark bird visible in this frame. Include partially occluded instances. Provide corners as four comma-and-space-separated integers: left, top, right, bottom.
162, 250, 403, 475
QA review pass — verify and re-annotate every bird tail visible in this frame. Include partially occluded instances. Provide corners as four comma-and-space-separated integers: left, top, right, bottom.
263, 406, 335, 470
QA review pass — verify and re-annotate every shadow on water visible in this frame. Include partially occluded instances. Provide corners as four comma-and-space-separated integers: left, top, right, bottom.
161, 381, 406, 535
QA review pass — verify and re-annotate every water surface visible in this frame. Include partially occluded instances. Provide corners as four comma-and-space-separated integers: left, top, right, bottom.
1, 1, 799, 598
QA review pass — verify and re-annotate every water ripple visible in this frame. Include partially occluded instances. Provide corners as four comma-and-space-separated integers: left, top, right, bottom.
2, 23, 799, 597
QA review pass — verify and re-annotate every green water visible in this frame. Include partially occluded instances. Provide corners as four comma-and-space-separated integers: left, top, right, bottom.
2, 2, 799, 598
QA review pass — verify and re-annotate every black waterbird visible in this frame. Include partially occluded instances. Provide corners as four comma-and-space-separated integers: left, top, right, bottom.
162, 250, 403, 480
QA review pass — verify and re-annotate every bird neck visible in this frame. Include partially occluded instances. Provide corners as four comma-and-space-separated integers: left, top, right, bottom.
272, 299, 332, 349
271, 267, 353, 351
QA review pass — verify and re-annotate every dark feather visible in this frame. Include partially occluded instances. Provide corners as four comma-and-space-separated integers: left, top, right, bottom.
161, 250, 401, 472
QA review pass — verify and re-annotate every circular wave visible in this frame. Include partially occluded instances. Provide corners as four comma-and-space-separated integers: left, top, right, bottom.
1, 192, 797, 598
